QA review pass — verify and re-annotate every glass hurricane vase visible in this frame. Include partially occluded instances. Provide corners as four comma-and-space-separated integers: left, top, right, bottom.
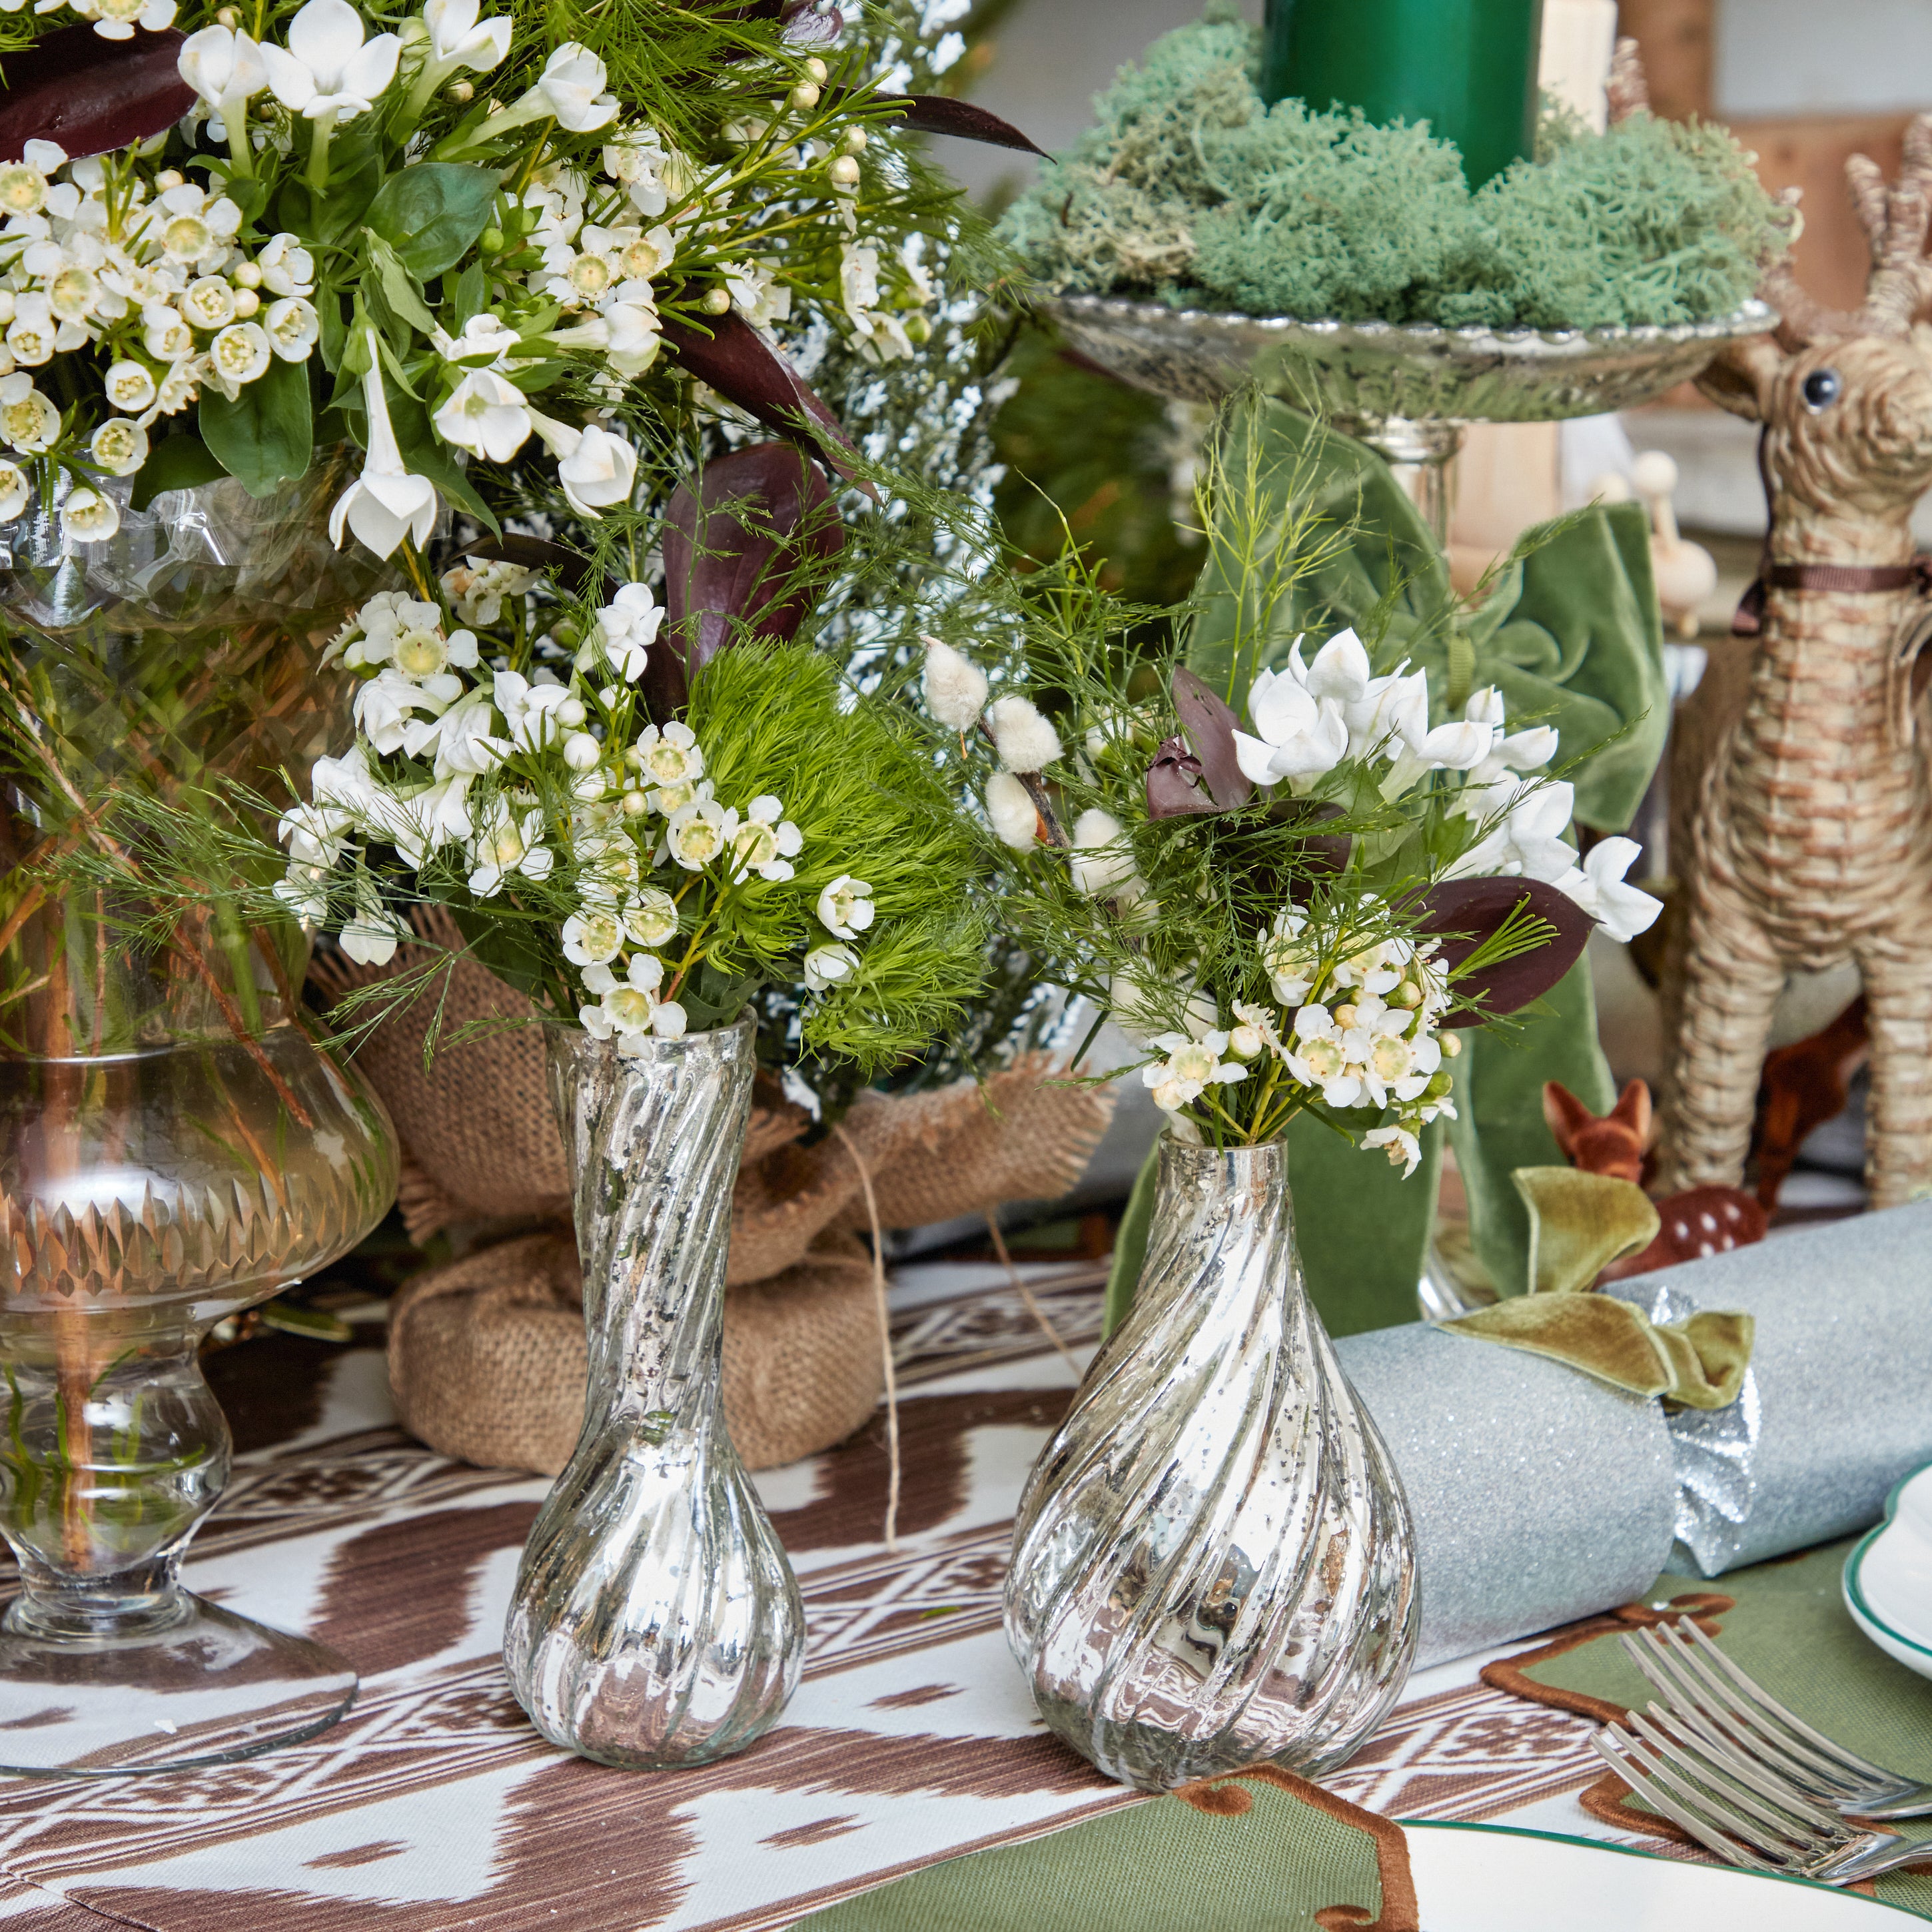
0, 458, 398, 1775
502, 1015, 805, 1769
1004, 1132, 1419, 1791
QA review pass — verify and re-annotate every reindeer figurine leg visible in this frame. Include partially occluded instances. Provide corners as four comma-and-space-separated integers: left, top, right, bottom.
1854, 926, 1932, 1205
1660, 884, 1787, 1193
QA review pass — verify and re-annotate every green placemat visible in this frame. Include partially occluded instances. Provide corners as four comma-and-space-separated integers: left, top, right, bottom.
797, 1769, 1406, 1931
1495, 1538, 1932, 1917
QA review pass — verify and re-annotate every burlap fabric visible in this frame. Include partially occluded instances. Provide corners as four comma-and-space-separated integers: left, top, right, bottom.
316, 923, 1115, 1472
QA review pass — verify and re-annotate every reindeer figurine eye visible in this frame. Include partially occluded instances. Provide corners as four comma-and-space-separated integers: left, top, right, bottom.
1802, 367, 1843, 411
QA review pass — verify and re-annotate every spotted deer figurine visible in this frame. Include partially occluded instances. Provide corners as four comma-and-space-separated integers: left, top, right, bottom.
1660, 117, 1932, 1207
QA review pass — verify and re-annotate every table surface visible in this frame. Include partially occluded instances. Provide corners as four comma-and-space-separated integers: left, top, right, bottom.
0, 1259, 1677, 1932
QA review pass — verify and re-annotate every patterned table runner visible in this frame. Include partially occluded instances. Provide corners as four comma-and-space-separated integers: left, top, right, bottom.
0, 1260, 1634, 1931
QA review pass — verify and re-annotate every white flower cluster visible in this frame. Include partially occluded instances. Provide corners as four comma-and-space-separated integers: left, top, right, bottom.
1136, 903, 1460, 1172
282, 569, 879, 1049
1233, 628, 1662, 945
0, 138, 321, 540
4, 0, 175, 42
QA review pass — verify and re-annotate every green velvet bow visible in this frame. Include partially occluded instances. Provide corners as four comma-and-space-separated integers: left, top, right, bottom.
1442, 1167, 1754, 1410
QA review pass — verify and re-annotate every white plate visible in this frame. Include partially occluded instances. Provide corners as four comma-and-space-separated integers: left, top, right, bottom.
1844, 1460, 1932, 1679
1406, 1821, 1917, 1927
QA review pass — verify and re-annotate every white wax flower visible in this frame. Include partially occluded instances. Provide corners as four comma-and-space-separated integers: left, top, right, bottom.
260, 0, 401, 121
630, 720, 703, 789
921, 635, 987, 729
76, 0, 175, 41
666, 795, 729, 869
1362, 1124, 1422, 1176
1260, 907, 1317, 1006
89, 418, 148, 476
433, 369, 532, 462
256, 234, 316, 298
207, 320, 272, 395
491, 668, 574, 750
561, 904, 623, 967
1142, 1030, 1246, 1115
624, 889, 678, 947
266, 296, 321, 360
60, 486, 119, 544
816, 873, 874, 941
803, 941, 859, 993
104, 359, 157, 412
729, 796, 803, 883
984, 772, 1037, 849
466, 798, 552, 897
330, 329, 438, 560
0, 461, 29, 522
141, 304, 195, 362
987, 694, 1061, 773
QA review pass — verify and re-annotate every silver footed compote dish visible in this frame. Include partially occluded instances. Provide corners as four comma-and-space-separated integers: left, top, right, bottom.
1047, 293, 1777, 538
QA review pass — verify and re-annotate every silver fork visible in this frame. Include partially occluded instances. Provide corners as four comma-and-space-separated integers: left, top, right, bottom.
1592, 1710, 1932, 1884
1622, 1618, 1932, 1819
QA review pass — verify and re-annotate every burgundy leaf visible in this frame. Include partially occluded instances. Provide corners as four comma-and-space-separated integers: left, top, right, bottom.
836, 91, 1043, 155
1145, 737, 1218, 819
0, 24, 194, 164
1171, 668, 1254, 811
661, 307, 869, 491
656, 442, 845, 717
1270, 799, 1352, 899
1412, 877, 1593, 1027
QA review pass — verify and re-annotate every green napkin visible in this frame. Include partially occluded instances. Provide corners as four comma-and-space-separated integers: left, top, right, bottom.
797, 1765, 1416, 1931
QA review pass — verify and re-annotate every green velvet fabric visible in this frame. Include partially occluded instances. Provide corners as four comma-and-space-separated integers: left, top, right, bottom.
1101, 403, 1666, 1337
1443, 1294, 1754, 1408
1512, 1167, 1660, 1296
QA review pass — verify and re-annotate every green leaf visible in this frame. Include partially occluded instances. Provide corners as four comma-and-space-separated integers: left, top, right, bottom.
452, 262, 486, 329
364, 230, 439, 339
384, 384, 500, 536
198, 355, 312, 499
364, 163, 501, 280
130, 432, 228, 511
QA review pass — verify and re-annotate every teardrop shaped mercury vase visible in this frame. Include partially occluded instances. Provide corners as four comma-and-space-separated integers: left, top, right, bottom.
1005, 1133, 1419, 1790
502, 1013, 804, 1768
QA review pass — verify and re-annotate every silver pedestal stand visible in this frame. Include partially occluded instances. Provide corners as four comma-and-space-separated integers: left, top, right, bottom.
1048, 293, 1775, 542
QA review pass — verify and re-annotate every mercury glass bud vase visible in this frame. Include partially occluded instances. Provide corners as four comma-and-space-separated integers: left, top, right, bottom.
1005, 1132, 1419, 1791
502, 1013, 805, 1769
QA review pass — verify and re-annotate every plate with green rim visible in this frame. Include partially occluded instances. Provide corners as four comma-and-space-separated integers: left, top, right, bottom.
1845, 1460, 1932, 1680
1402, 1821, 1919, 1926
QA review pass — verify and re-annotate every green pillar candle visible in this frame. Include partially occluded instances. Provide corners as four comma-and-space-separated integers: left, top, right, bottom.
1262, 0, 1546, 191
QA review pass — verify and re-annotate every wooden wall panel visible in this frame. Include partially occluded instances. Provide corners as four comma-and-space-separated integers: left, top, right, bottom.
1614, 0, 1713, 121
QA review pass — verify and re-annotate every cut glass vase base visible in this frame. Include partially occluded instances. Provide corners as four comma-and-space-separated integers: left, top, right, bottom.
0, 1592, 357, 1775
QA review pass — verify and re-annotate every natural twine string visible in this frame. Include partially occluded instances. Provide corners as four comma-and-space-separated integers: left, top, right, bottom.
833, 1122, 900, 1551
982, 1210, 1081, 1376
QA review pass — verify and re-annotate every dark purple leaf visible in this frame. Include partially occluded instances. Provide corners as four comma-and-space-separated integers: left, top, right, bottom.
837, 91, 1043, 155
1412, 877, 1594, 1027
1145, 736, 1218, 819
1171, 668, 1254, 811
656, 442, 845, 718
458, 534, 610, 600
1271, 799, 1352, 899
0, 24, 194, 164
661, 306, 869, 492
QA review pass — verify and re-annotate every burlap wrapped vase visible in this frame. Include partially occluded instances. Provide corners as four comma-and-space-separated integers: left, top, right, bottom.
315, 918, 1115, 1472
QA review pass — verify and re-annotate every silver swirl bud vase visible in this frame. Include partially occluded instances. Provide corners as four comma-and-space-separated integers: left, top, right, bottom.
1005, 1133, 1420, 1791
502, 1013, 805, 1769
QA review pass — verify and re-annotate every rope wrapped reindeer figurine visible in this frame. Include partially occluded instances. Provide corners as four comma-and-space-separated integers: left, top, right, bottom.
1662, 118, 1932, 1206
